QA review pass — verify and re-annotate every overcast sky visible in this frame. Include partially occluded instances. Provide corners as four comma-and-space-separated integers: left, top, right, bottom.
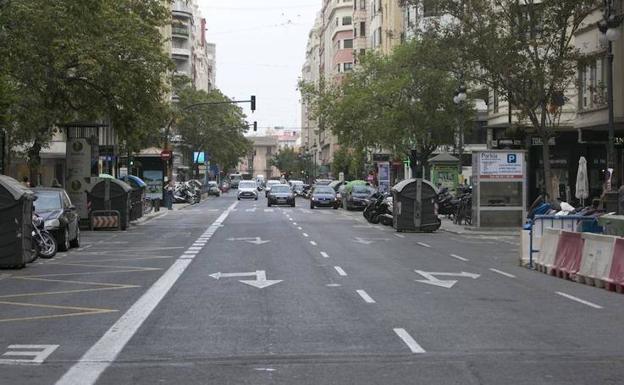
198, 1, 320, 135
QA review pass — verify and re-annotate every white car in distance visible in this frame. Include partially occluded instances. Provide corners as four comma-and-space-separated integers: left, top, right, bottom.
237, 180, 258, 200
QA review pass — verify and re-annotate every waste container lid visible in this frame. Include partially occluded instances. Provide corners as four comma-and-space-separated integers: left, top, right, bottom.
90, 178, 133, 194
392, 178, 437, 194
0, 175, 35, 200
119, 175, 147, 189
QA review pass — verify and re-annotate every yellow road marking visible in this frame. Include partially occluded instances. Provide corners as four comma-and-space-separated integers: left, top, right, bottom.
0, 300, 117, 323
60, 256, 174, 263
15, 269, 162, 278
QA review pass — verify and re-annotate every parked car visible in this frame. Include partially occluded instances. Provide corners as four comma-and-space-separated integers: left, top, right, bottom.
342, 182, 375, 210
267, 184, 295, 207
265, 179, 281, 197
207, 181, 221, 196
310, 185, 339, 209
220, 181, 231, 193
237, 180, 258, 200
32, 187, 80, 251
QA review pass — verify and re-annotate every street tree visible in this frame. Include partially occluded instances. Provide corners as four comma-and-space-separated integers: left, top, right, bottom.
401, 0, 595, 198
271, 147, 306, 178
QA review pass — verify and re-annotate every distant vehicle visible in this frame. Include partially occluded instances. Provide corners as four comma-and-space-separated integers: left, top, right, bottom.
220, 181, 230, 193
289, 180, 304, 186
237, 180, 258, 200
267, 184, 295, 207
229, 173, 243, 188
32, 187, 80, 251
310, 185, 339, 209
265, 179, 281, 197
255, 174, 265, 186
314, 179, 333, 186
207, 181, 221, 196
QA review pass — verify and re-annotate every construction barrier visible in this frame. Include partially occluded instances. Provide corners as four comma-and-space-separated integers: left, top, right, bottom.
606, 238, 624, 291
90, 210, 121, 231
534, 228, 561, 274
577, 233, 616, 287
553, 231, 584, 279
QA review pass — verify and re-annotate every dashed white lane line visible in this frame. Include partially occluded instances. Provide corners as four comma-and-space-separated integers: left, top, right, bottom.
334, 266, 347, 276
187, 247, 202, 251
297, 226, 303, 230
450, 254, 469, 262
393, 328, 426, 354
417, 242, 432, 248
556, 292, 603, 309
320, 251, 330, 258
302, 233, 309, 237
310, 241, 317, 246
293, 222, 297, 225
356, 290, 376, 303
489, 268, 516, 278
54, 202, 237, 385
394, 234, 406, 238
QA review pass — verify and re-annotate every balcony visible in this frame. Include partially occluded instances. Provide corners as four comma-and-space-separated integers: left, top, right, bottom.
171, 47, 191, 58
172, 1, 193, 19
171, 25, 189, 38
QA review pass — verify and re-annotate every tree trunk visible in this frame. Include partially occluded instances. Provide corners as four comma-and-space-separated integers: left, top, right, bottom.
27, 139, 42, 187
540, 135, 554, 201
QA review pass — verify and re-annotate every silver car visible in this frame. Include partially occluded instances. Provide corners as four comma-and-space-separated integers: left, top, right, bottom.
237, 180, 258, 200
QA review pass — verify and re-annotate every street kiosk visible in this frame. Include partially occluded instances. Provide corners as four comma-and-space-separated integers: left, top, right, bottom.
472, 150, 527, 227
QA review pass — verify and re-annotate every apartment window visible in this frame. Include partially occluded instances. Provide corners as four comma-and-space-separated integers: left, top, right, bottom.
374, 27, 382, 47
423, 0, 440, 17
336, 17, 339, 26
360, 0, 366, 9
342, 16, 352, 26
337, 64, 342, 73
359, 48, 366, 56
360, 21, 366, 37
579, 57, 607, 110
343, 39, 353, 49
344, 62, 353, 72
353, 0, 357, 9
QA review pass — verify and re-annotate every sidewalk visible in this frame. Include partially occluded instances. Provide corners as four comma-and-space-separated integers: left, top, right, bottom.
131, 201, 193, 225
440, 218, 520, 237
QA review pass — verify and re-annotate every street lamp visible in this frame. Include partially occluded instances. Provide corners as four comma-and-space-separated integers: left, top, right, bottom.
453, 86, 468, 178
598, 0, 622, 190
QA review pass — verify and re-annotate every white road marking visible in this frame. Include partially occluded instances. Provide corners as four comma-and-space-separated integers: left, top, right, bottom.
326, 283, 341, 287
254, 368, 276, 372
393, 328, 426, 354
394, 234, 405, 238
417, 242, 432, 248
297, 227, 303, 230
187, 247, 202, 251
293, 222, 297, 225
310, 241, 317, 246
302, 233, 309, 237
264, 209, 274, 212
0, 344, 59, 365
555, 292, 603, 309
54, 201, 238, 385
356, 290, 376, 303
334, 266, 347, 276
289, 218, 293, 221
489, 268, 516, 278
183, 250, 198, 255
320, 251, 330, 258
450, 254, 469, 262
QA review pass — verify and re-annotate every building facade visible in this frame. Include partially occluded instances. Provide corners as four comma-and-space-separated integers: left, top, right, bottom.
238, 136, 280, 178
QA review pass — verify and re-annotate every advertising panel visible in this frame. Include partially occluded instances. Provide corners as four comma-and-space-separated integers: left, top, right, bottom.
479, 152, 524, 179
377, 162, 390, 192
66, 138, 92, 219
143, 170, 164, 200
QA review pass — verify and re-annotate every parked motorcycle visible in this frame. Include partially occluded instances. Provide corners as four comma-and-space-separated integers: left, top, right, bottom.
173, 181, 200, 204
453, 186, 472, 225
435, 187, 458, 218
32, 213, 57, 259
363, 192, 393, 225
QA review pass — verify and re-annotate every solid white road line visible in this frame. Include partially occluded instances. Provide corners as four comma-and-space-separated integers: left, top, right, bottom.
356, 290, 376, 303
320, 251, 330, 258
394, 234, 406, 238
310, 241, 317, 246
302, 233, 309, 237
450, 254, 469, 262
334, 266, 347, 276
393, 328, 426, 354
54, 202, 238, 385
417, 242, 432, 248
555, 291, 603, 309
489, 268, 516, 278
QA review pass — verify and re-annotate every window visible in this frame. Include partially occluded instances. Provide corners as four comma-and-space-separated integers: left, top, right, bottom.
343, 39, 353, 49
359, 48, 366, 56
423, 0, 440, 17
360, 21, 366, 37
344, 62, 353, 71
374, 27, 382, 47
342, 16, 352, 26
336, 17, 339, 26
578, 57, 607, 110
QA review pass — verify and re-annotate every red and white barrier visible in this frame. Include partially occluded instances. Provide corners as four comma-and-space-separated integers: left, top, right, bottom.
553, 232, 584, 278
534, 228, 561, 273
577, 233, 616, 287
605, 238, 624, 292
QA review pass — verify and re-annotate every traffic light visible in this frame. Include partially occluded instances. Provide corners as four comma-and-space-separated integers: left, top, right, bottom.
253, 121, 257, 131
250, 95, 256, 112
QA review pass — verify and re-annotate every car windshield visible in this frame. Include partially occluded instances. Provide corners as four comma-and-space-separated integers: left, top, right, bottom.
314, 187, 334, 194
352, 186, 371, 194
271, 186, 290, 193
34, 191, 61, 211
239, 181, 256, 189
267, 181, 280, 186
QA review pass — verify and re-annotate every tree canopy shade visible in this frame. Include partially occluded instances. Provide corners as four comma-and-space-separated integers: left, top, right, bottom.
401, 0, 595, 198
0, 0, 173, 179
174, 84, 252, 176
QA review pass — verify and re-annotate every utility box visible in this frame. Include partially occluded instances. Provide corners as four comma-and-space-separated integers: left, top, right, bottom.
392, 178, 441, 232
429, 152, 460, 190
472, 150, 527, 228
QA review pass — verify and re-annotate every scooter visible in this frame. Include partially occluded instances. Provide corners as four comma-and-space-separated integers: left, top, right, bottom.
435, 187, 457, 218
32, 213, 57, 259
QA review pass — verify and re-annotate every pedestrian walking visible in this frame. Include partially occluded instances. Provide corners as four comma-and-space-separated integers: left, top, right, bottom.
164, 179, 174, 210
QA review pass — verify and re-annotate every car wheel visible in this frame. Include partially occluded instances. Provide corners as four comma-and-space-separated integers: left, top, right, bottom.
237, 197, 241, 200
255, 196, 258, 201
70, 226, 80, 248
310, 202, 314, 209
333, 204, 339, 209
58, 227, 70, 251
291, 201, 296, 207
268, 201, 271, 207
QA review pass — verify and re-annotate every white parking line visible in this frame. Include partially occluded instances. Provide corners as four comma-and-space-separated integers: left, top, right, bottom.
556, 291, 603, 309
450, 254, 469, 262
356, 290, 376, 303
394, 234, 406, 238
302, 233, 309, 237
393, 328, 426, 354
320, 251, 330, 258
334, 266, 347, 276
489, 268, 516, 278
417, 242, 432, 248
310, 241, 317, 246
54, 201, 238, 385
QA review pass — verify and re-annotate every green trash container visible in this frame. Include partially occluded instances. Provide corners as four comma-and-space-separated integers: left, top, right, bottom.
87, 178, 132, 230
0, 175, 36, 268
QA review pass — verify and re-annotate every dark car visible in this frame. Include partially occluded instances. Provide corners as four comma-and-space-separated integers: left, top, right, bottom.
267, 184, 295, 207
342, 184, 375, 210
33, 187, 80, 251
310, 186, 339, 209
207, 181, 221, 196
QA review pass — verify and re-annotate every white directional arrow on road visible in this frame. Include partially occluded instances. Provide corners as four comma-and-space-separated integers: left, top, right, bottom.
210, 270, 282, 289
245, 208, 257, 212
414, 270, 480, 289
353, 237, 390, 245
227, 237, 271, 245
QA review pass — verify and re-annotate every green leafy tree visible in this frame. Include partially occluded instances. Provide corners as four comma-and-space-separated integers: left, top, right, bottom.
271, 147, 306, 178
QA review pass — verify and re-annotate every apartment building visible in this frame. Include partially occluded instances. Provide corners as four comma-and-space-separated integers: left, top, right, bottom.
369, 0, 404, 55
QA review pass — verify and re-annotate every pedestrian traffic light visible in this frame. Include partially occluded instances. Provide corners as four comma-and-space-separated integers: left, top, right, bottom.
253, 121, 257, 131
250, 95, 256, 112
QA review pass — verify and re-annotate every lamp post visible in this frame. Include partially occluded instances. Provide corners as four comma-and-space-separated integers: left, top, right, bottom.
453, 86, 468, 179
598, 0, 622, 190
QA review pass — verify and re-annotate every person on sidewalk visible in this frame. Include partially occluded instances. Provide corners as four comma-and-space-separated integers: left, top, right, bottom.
164, 179, 174, 210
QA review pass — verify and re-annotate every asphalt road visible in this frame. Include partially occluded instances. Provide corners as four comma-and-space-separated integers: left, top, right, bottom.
1, 192, 623, 385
